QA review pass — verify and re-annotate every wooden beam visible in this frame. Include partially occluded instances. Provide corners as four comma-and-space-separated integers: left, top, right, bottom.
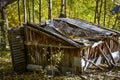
105, 42, 116, 65
98, 47, 112, 67
25, 41, 76, 49
25, 24, 81, 48
83, 57, 104, 70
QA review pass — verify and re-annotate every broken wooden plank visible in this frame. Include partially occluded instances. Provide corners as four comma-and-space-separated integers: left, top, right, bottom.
83, 57, 104, 70
105, 42, 116, 65
25, 24, 81, 48
98, 47, 112, 67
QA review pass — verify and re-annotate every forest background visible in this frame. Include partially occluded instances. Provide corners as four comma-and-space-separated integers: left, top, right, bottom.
6, 0, 120, 31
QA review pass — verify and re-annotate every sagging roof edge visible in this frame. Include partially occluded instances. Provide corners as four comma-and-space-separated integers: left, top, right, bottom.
54, 18, 120, 36
79, 18, 120, 35
24, 23, 82, 48
73, 18, 120, 36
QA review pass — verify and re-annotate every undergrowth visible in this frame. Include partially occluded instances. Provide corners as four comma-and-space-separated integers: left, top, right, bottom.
0, 50, 120, 80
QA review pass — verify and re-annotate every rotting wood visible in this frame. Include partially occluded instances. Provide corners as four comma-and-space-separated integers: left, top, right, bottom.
98, 47, 112, 67
83, 48, 90, 71
83, 57, 104, 71
27, 64, 42, 71
105, 42, 116, 65
8, 18, 120, 73
55, 18, 114, 36
25, 24, 81, 48
8, 28, 27, 73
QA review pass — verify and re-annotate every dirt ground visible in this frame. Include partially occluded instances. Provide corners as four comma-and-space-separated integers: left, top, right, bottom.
0, 50, 120, 80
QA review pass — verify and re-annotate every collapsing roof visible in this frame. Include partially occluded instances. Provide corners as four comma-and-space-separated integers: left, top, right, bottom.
32, 18, 119, 46
9, 18, 120, 73
9, 18, 118, 73
26, 18, 120, 51
27, 18, 120, 66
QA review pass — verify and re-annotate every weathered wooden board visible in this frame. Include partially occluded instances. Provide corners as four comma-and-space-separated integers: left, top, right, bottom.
8, 27, 27, 73
73, 57, 81, 67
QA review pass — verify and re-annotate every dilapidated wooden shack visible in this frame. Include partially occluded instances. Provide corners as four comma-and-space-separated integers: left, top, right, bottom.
9, 18, 120, 73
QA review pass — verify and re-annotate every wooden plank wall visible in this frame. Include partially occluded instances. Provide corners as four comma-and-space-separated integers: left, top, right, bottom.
8, 27, 27, 73
24, 25, 119, 73
24, 26, 83, 73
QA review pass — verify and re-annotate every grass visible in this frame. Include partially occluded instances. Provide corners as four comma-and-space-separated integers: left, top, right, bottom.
0, 50, 120, 80
0, 50, 12, 71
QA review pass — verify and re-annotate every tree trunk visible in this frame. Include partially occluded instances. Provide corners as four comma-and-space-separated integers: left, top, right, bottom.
0, 8, 6, 50
48, 0, 52, 19
98, 0, 103, 24
113, 14, 118, 29
17, 0, 21, 25
27, 0, 31, 22
94, 0, 99, 23
103, 0, 106, 26
39, 0, 41, 22
23, 0, 27, 23
60, 0, 64, 14
32, 0, 34, 22
64, 0, 67, 17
